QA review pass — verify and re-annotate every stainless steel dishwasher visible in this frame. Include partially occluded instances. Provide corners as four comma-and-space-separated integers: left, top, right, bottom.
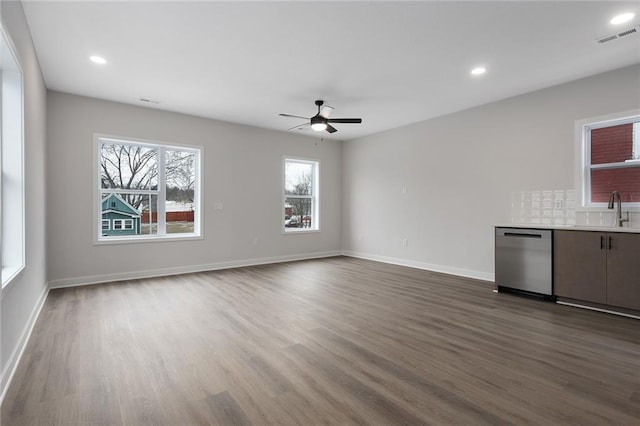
495, 227, 554, 299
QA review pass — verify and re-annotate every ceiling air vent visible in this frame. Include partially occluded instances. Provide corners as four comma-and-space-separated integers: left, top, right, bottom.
596, 25, 639, 44
139, 98, 160, 104
618, 27, 638, 38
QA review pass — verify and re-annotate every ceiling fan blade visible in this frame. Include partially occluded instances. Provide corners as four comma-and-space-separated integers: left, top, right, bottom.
325, 124, 338, 133
327, 118, 362, 124
288, 122, 310, 131
280, 113, 309, 120
320, 105, 334, 118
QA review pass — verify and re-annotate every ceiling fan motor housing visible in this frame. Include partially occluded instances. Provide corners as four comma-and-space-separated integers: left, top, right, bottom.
310, 115, 326, 126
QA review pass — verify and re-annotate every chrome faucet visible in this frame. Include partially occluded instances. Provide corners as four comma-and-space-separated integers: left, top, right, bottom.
608, 191, 629, 227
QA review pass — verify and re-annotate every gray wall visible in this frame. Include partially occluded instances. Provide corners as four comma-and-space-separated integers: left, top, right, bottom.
342, 64, 640, 281
0, 0, 48, 399
46, 91, 343, 287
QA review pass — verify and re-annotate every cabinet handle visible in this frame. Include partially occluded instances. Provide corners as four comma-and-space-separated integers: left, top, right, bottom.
608, 236, 613, 250
600, 236, 605, 250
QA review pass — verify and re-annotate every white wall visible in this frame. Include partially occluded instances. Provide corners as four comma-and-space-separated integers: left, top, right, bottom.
0, 0, 48, 401
46, 91, 342, 287
342, 65, 640, 281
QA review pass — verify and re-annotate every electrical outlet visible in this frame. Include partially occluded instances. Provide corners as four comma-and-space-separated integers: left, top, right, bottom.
554, 199, 564, 210
402, 238, 408, 247
252, 237, 258, 246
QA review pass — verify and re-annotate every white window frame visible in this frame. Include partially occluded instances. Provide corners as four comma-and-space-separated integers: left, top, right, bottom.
102, 219, 110, 230
94, 134, 203, 244
575, 109, 640, 211
1, 23, 25, 289
282, 157, 320, 233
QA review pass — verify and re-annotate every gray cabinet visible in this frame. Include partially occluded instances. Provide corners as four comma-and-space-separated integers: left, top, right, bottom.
554, 230, 640, 311
554, 231, 606, 304
606, 233, 640, 310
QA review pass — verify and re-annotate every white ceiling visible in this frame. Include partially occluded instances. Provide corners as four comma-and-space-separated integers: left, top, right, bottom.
21, 1, 640, 141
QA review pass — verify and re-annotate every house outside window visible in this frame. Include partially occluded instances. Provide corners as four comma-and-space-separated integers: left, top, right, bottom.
283, 157, 319, 232
1, 26, 24, 288
96, 135, 202, 242
581, 114, 640, 207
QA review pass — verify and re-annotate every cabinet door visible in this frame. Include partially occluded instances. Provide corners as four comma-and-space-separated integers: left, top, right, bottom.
554, 230, 607, 303
606, 233, 640, 310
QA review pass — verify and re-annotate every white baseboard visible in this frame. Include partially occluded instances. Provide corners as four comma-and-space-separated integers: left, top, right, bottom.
48, 250, 343, 289
341, 250, 494, 283
0, 284, 49, 406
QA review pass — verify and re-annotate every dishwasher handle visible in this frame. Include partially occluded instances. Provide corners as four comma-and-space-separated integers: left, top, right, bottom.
503, 232, 542, 238
496, 228, 551, 240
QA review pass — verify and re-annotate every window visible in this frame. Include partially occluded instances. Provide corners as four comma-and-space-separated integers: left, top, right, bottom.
96, 135, 201, 242
112, 219, 133, 231
1, 26, 24, 288
283, 158, 319, 232
581, 114, 640, 206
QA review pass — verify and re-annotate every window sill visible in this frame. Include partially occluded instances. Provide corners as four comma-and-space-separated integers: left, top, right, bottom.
283, 228, 320, 235
94, 233, 203, 245
2, 264, 25, 291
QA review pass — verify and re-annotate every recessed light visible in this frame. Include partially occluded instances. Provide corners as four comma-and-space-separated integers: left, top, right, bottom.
89, 55, 107, 65
471, 66, 487, 76
611, 12, 635, 25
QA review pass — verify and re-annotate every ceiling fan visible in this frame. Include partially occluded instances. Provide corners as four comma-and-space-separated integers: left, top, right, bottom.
279, 100, 362, 134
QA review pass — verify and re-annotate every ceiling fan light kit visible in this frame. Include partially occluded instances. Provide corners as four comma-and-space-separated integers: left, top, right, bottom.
310, 116, 327, 132
279, 100, 362, 134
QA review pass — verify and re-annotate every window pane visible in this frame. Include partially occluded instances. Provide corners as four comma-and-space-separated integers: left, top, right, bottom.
1, 29, 25, 285
285, 162, 313, 195
590, 168, 640, 203
100, 143, 158, 190
285, 197, 313, 228
591, 123, 634, 165
101, 193, 157, 236
140, 195, 159, 235
165, 201, 195, 234
165, 150, 196, 234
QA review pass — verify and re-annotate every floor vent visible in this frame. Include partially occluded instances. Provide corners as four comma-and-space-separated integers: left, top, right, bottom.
596, 25, 639, 44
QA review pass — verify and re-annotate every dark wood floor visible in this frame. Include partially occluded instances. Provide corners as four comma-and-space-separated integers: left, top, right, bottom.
2, 256, 639, 425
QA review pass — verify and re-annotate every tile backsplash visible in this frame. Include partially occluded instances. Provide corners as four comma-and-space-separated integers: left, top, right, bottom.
511, 189, 640, 228
576, 210, 640, 228
511, 189, 576, 226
